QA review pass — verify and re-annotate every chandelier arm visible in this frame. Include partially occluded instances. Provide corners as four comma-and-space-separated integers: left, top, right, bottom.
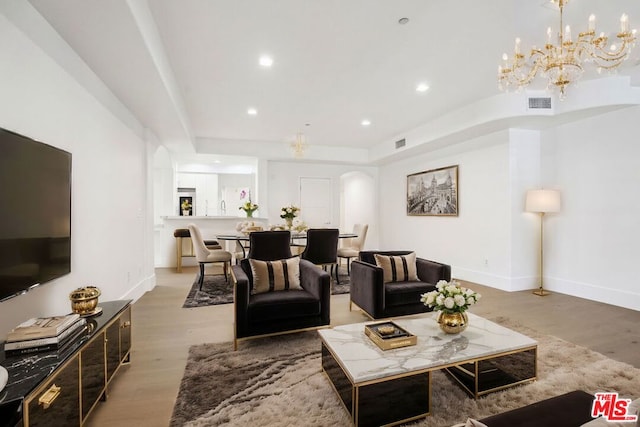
577, 38, 635, 69
506, 50, 549, 87
593, 41, 633, 60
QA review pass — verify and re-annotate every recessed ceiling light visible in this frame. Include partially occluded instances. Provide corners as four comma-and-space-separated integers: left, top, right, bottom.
247, 108, 257, 115
361, 119, 371, 126
398, 17, 409, 25
259, 55, 273, 67
416, 83, 430, 93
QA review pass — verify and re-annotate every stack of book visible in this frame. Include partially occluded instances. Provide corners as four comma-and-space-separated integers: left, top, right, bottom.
4, 313, 87, 357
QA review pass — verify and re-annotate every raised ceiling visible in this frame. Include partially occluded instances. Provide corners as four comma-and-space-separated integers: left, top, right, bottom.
25, 0, 640, 158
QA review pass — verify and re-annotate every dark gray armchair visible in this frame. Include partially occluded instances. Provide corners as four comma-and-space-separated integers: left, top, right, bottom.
231, 231, 331, 350
350, 250, 451, 319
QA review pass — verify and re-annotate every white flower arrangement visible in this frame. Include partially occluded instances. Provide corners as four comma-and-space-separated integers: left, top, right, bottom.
280, 204, 300, 220
420, 280, 481, 314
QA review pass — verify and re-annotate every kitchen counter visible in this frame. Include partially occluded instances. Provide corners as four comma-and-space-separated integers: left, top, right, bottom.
154, 215, 268, 268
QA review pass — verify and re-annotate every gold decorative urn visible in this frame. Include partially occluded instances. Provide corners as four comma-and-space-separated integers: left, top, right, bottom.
69, 286, 102, 315
437, 311, 468, 334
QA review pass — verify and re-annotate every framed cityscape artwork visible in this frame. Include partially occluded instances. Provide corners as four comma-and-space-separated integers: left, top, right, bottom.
407, 165, 458, 216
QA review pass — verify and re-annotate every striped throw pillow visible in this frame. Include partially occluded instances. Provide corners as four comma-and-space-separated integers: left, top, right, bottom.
249, 257, 302, 294
374, 252, 419, 283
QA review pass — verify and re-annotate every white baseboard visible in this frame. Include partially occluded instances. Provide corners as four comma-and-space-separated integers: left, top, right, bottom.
120, 273, 156, 303
453, 267, 537, 292
453, 267, 640, 311
546, 277, 640, 312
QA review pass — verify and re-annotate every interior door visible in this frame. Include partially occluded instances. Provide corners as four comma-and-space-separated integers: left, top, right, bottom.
299, 177, 332, 227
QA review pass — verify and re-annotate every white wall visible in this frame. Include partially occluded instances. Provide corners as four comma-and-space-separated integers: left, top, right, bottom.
378, 129, 540, 291
0, 14, 154, 336
541, 106, 640, 311
341, 172, 376, 250
153, 145, 174, 222
380, 131, 508, 285
267, 160, 380, 248
378, 106, 640, 312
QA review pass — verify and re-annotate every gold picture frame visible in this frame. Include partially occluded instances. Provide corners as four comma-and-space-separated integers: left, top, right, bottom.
407, 165, 458, 216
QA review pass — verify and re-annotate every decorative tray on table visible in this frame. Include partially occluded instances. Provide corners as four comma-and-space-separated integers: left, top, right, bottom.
364, 321, 417, 351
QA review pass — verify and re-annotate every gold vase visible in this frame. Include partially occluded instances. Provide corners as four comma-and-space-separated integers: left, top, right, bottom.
285, 217, 293, 229
437, 311, 468, 334
69, 286, 101, 315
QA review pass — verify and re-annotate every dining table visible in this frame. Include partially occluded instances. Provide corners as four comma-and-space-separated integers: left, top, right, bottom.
216, 231, 357, 258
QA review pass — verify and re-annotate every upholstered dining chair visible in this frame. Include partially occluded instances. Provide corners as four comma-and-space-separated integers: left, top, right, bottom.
187, 223, 233, 290
337, 223, 368, 275
234, 240, 249, 264
301, 228, 340, 284
247, 230, 292, 260
173, 228, 221, 273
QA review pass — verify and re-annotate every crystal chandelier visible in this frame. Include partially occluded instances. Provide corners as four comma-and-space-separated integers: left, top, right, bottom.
291, 132, 308, 158
498, 0, 636, 98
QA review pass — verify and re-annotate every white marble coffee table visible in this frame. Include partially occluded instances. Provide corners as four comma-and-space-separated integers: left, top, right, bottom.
318, 313, 537, 427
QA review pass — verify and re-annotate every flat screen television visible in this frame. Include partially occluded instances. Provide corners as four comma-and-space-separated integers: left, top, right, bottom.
0, 127, 71, 302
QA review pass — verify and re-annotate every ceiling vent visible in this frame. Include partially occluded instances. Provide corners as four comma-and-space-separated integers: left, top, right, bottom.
528, 97, 552, 109
395, 138, 406, 149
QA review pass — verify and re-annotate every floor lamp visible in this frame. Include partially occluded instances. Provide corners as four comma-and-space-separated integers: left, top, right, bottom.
525, 189, 561, 296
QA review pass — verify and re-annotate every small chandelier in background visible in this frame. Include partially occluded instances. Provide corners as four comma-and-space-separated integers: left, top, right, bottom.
291, 132, 308, 159
498, 0, 636, 98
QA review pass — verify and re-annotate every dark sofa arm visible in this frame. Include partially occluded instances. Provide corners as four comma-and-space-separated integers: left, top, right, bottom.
231, 264, 250, 337
299, 259, 328, 298
299, 259, 331, 324
416, 258, 452, 284
350, 260, 385, 318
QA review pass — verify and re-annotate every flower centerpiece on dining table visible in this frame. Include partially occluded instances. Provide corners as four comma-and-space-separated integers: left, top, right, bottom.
279, 204, 300, 229
420, 280, 481, 334
239, 200, 259, 218
290, 217, 308, 232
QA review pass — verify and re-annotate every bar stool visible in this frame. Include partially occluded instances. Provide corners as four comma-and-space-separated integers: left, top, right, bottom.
174, 228, 221, 272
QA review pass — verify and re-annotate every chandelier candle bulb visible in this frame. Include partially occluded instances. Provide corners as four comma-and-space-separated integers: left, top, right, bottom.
565, 25, 572, 42
589, 14, 596, 32
621, 14, 629, 33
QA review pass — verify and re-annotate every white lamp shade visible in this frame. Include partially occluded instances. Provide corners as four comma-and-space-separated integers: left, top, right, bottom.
525, 189, 561, 213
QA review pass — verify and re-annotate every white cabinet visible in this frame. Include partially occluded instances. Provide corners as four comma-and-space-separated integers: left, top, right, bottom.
176, 172, 219, 216
176, 172, 197, 189
195, 174, 218, 216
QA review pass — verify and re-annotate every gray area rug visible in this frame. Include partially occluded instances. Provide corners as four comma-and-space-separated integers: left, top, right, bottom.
182, 266, 350, 308
170, 317, 640, 426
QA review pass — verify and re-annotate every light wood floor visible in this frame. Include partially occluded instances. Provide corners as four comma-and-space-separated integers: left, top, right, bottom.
86, 267, 640, 427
